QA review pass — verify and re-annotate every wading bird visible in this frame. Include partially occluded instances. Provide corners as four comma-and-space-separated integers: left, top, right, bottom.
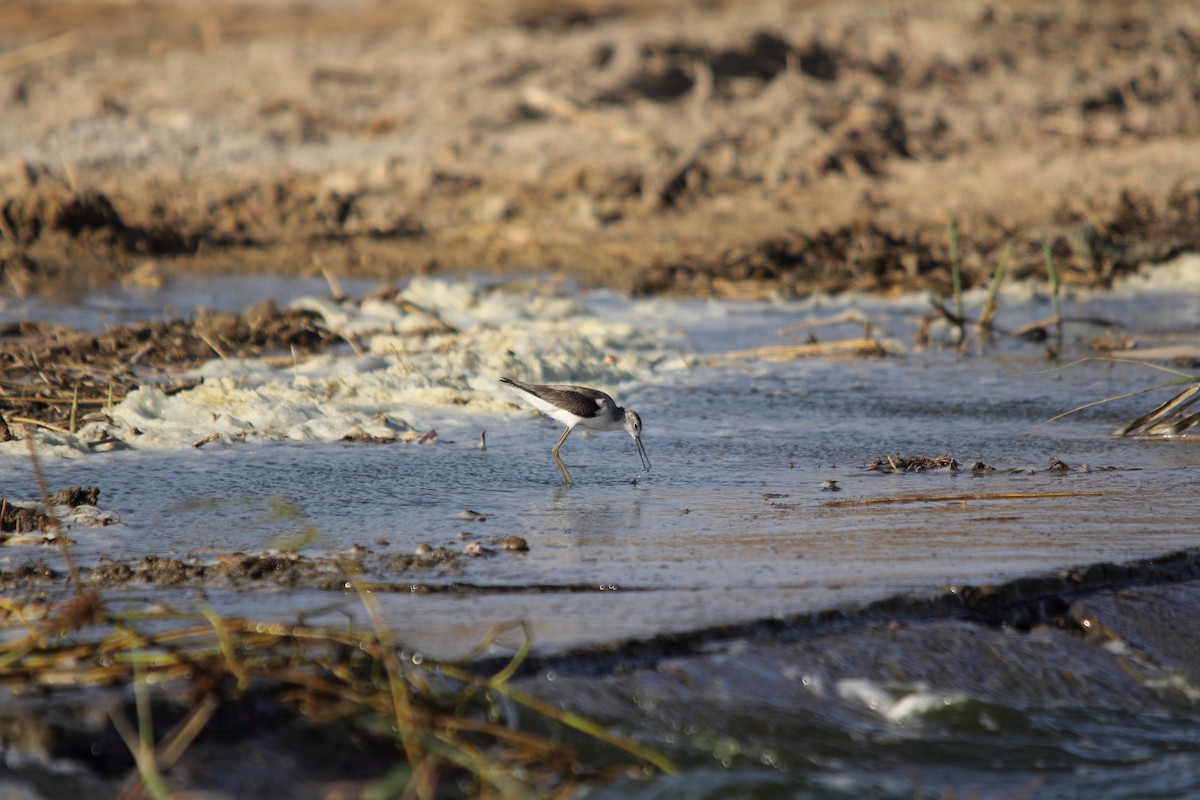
500, 377, 650, 485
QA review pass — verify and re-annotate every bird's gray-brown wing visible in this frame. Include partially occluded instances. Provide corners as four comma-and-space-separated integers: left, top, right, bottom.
501, 378, 613, 420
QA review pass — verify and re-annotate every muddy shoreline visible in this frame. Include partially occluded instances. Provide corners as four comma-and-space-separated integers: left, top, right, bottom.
3, 1, 1200, 302
5, 501, 1199, 667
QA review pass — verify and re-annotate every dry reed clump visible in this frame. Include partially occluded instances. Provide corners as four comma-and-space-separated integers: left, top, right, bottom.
0, 301, 334, 434
1044, 359, 1200, 438
0, 588, 674, 798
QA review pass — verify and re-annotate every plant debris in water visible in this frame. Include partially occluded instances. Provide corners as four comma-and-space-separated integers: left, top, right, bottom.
1044, 359, 1200, 438
0, 302, 336, 433
1116, 380, 1200, 437
866, 454, 960, 473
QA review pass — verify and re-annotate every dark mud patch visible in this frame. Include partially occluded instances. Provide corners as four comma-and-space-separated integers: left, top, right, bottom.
863, 453, 1135, 475
1, 550, 465, 592
0, 544, 621, 596
0, 686, 405, 799
866, 453, 961, 472
1, 485, 100, 538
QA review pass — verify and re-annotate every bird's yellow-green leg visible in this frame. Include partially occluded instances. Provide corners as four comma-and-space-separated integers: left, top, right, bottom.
552, 427, 574, 485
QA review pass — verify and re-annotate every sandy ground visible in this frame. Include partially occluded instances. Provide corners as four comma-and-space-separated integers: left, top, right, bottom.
2, 0, 1199, 302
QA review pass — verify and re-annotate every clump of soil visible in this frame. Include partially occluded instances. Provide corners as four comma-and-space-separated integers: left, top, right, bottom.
0, 485, 100, 536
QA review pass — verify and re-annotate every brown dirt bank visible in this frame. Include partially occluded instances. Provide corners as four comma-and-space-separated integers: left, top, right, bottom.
2, 0, 1199, 301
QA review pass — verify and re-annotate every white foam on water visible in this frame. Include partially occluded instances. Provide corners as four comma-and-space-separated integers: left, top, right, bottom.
4, 261, 1198, 459
1113, 252, 1200, 290
836, 678, 970, 723
2, 277, 684, 458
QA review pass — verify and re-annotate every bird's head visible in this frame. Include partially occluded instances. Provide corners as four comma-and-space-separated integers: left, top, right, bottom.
624, 410, 650, 472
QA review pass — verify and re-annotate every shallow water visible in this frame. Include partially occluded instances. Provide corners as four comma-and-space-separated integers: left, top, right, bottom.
2, 267, 1199, 797
565, 599, 1200, 799
5, 277, 1197, 647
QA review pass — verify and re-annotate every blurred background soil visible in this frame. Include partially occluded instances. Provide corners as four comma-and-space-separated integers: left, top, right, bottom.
1, 0, 1199, 301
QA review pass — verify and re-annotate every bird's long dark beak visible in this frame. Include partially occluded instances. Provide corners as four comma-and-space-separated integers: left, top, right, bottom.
634, 434, 650, 472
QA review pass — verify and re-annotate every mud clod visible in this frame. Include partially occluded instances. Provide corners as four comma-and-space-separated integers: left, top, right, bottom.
1, 487, 100, 536
867, 454, 960, 473
47, 486, 100, 507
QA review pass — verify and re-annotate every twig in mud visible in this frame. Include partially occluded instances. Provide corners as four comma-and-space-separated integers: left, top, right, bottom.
825, 490, 1104, 508
975, 243, 1010, 336
387, 345, 410, 374
321, 266, 346, 302
949, 218, 964, 343
1042, 237, 1064, 356
192, 432, 220, 448
338, 330, 365, 356
928, 297, 966, 328
60, 157, 79, 194
395, 299, 458, 335
709, 337, 898, 364
1011, 314, 1116, 341
779, 310, 874, 338
9, 416, 74, 434
196, 331, 228, 360
519, 86, 651, 147
112, 340, 155, 376
69, 383, 79, 434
